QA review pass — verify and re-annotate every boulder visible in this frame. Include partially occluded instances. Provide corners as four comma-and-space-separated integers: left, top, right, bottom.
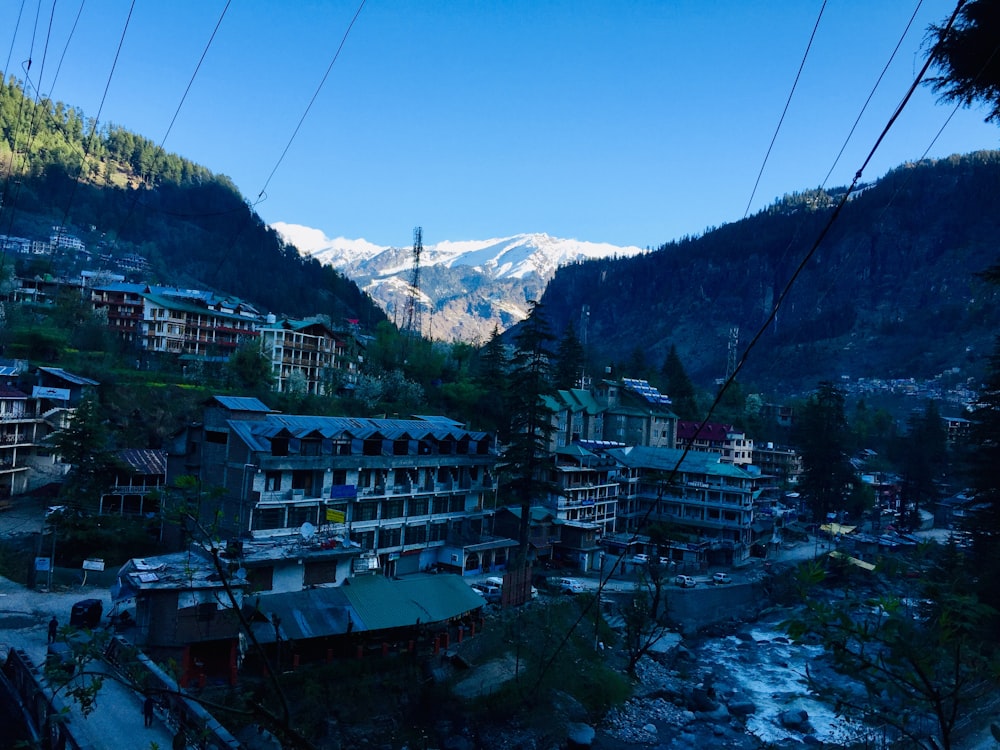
688, 686, 719, 712
779, 709, 810, 730
726, 697, 758, 717
566, 722, 595, 749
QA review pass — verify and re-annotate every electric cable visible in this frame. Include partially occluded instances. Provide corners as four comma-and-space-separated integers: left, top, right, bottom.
743, 0, 827, 220
528, 0, 970, 700
207, 0, 367, 285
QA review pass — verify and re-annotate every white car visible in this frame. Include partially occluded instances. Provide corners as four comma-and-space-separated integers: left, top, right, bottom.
630, 553, 649, 565
712, 572, 732, 585
674, 575, 697, 588
558, 577, 584, 594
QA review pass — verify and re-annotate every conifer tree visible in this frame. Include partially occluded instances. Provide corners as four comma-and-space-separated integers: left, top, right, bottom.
501, 302, 558, 564
553, 322, 585, 391
661, 345, 698, 419
792, 381, 858, 523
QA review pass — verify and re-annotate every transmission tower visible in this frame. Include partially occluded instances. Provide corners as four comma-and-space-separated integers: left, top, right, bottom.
403, 226, 423, 340
726, 325, 740, 380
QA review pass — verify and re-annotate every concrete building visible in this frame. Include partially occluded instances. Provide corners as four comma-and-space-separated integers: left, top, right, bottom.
169, 396, 509, 578
256, 316, 350, 395
605, 445, 758, 566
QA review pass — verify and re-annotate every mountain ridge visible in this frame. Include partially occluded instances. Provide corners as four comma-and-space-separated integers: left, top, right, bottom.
273, 225, 646, 341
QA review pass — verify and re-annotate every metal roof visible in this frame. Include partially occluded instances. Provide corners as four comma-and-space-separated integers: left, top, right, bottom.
36, 366, 100, 386
211, 396, 272, 413
605, 445, 753, 479
247, 587, 358, 643
339, 574, 484, 631
115, 449, 166, 476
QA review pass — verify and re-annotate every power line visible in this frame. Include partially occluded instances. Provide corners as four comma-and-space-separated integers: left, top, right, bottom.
531, 0, 971, 697
743, 0, 827, 220
209, 0, 367, 284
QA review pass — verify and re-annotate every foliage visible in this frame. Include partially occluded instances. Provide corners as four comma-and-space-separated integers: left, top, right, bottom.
899, 400, 948, 530
552, 321, 585, 391
928, 0, 1000, 123
964, 336, 1000, 615
661, 344, 699, 419
49, 397, 123, 511
521, 152, 1000, 396
784, 551, 1000, 750
500, 301, 559, 559
792, 382, 860, 522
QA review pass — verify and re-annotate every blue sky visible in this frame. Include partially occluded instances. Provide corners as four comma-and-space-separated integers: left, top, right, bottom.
2, 1, 998, 249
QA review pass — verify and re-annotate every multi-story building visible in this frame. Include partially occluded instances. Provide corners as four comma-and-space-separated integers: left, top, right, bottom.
751, 442, 803, 489
676, 420, 754, 466
169, 396, 508, 578
0, 382, 42, 503
593, 378, 677, 448
606, 445, 757, 565
90, 283, 263, 355
257, 316, 350, 395
543, 388, 604, 450
141, 292, 261, 355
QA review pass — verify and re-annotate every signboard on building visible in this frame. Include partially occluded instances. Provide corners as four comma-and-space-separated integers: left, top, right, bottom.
325, 508, 346, 523
32, 386, 70, 401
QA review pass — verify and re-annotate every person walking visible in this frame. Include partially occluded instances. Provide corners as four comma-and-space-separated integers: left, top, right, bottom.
143, 695, 155, 728
47, 616, 58, 644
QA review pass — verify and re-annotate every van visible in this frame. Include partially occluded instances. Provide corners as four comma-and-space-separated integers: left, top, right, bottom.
485, 576, 505, 589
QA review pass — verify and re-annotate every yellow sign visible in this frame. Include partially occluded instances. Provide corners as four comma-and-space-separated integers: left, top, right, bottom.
326, 508, 346, 523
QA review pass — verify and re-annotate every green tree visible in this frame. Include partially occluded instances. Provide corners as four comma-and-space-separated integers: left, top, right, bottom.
226, 339, 275, 394
785, 557, 1000, 750
50, 397, 122, 512
552, 322, 585, 391
792, 382, 858, 523
474, 325, 511, 438
928, 0, 1000, 123
965, 339, 1000, 614
661, 344, 699, 419
900, 400, 947, 531
501, 302, 558, 569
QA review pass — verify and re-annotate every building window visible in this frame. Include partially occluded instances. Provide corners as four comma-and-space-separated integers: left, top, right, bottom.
356, 501, 378, 522
406, 524, 427, 544
409, 497, 429, 516
381, 527, 402, 547
382, 499, 403, 519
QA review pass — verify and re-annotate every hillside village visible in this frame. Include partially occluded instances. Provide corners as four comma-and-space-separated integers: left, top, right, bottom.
1, 216, 995, 749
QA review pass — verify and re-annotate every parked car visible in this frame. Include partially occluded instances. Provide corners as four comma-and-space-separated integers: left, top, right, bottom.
658, 557, 673, 567
630, 553, 649, 565
712, 572, 732, 585
673, 575, 697, 588
470, 582, 502, 603
558, 577, 584, 594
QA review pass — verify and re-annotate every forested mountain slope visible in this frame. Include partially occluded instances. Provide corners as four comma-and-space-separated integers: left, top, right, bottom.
537, 152, 1000, 395
0, 75, 385, 328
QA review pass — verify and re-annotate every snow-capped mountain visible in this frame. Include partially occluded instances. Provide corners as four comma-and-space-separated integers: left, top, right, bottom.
273, 222, 646, 342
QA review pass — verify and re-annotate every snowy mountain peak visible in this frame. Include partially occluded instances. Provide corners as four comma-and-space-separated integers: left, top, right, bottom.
271, 222, 647, 341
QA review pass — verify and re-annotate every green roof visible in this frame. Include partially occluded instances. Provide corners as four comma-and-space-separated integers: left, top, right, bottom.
607, 445, 752, 479
340, 574, 484, 630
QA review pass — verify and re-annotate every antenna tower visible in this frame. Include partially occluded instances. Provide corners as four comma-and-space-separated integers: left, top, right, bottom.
403, 226, 423, 340
726, 325, 740, 380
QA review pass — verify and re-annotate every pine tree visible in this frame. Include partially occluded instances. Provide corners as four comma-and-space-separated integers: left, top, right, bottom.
501, 302, 559, 565
661, 345, 699, 419
792, 382, 858, 523
553, 322, 585, 391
